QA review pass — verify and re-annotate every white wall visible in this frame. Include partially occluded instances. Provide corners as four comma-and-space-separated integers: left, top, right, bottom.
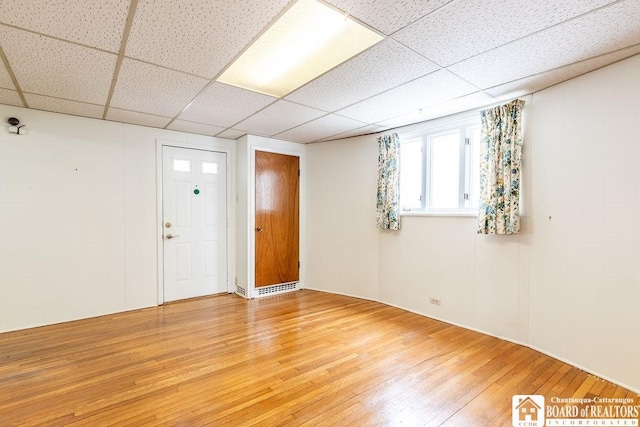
306, 137, 379, 300
529, 54, 640, 392
0, 105, 235, 332
306, 104, 532, 344
306, 54, 640, 392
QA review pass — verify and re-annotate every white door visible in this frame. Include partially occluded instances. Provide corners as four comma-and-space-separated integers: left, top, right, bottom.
162, 146, 227, 302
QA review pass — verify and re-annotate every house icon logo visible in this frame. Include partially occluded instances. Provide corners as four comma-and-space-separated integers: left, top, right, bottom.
512, 395, 545, 427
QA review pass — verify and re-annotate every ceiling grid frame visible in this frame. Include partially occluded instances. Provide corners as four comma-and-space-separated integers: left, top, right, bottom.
102, 0, 139, 119
0, 0, 638, 142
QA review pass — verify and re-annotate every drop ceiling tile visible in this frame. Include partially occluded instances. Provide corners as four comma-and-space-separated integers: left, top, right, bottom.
217, 129, 247, 140
276, 114, 368, 143
0, 0, 130, 52
0, 27, 116, 104
286, 39, 439, 112
25, 94, 104, 119
325, 0, 452, 35
110, 59, 209, 117
337, 70, 478, 124
448, 0, 640, 89
106, 108, 171, 128
236, 100, 326, 136
394, 0, 616, 67
0, 65, 15, 90
0, 88, 23, 107
126, 0, 289, 78
167, 120, 226, 137
376, 91, 496, 128
485, 44, 640, 98
418, 91, 497, 121
178, 83, 276, 128
319, 124, 385, 142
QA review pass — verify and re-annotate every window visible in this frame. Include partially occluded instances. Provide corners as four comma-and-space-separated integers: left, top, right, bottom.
172, 159, 191, 172
201, 161, 219, 174
400, 119, 480, 214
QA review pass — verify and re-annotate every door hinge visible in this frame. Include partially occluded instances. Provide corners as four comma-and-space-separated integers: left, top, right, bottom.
465, 137, 470, 145
298, 169, 300, 177
298, 261, 300, 269
463, 193, 470, 201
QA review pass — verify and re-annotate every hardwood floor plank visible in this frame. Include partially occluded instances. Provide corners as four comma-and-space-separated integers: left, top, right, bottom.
0, 290, 637, 426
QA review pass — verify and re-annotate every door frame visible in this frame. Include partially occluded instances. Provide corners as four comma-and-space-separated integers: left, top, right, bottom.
156, 139, 235, 305
248, 145, 304, 298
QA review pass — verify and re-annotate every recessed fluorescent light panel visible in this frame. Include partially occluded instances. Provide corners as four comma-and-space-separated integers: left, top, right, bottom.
217, 0, 383, 98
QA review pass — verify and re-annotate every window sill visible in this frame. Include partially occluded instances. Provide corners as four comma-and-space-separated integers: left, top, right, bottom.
400, 211, 478, 218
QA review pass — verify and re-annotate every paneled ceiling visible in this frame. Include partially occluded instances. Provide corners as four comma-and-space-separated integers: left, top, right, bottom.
1, 0, 639, 143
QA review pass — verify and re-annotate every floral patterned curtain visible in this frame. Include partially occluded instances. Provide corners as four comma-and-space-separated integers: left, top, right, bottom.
477, 99, 525, 235
376, 133, 400, 230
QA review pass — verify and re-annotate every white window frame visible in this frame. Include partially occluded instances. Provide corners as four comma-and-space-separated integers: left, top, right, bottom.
399, 117, 480, 216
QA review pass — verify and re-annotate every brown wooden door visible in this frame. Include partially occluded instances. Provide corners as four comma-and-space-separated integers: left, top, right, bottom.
255, 151, 299, 287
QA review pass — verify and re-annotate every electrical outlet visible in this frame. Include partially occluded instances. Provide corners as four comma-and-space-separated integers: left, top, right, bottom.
429, 297, 441, 306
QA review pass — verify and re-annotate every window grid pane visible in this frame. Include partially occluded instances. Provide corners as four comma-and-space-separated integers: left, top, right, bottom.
202, 161, 219, 174
400, 139, 423, 210
429, 131, 460, 209
464, 126, 481, 209
172, 159, 191, 172
399, 119, 480, 214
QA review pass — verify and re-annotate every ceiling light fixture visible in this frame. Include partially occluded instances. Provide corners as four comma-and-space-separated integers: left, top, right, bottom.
217, 0, 383, 98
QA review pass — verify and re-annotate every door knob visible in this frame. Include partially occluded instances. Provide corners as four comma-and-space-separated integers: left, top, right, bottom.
165, 234, 180, 240
256, 227, 263, 232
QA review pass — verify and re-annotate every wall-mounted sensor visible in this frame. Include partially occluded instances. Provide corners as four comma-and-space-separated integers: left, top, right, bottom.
7, 117, 25, 135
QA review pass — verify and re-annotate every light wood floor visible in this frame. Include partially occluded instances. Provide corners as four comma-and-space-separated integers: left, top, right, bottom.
1, 290, 637, 426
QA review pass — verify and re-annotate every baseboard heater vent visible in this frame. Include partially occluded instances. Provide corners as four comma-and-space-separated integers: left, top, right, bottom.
256, 282, 298, 297
236, 285, 247, 296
